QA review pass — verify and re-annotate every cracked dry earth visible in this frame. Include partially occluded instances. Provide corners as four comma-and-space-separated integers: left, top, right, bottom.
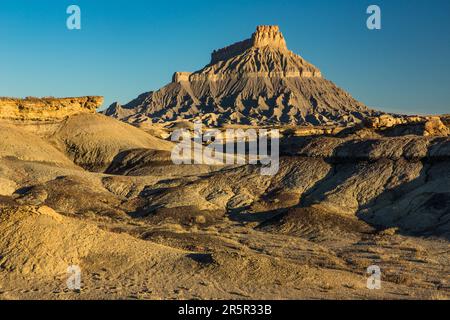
0, 113, 449, 300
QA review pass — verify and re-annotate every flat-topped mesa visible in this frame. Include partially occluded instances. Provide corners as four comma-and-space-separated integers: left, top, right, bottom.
109, 25, 372, 127
0, 96, 104, 121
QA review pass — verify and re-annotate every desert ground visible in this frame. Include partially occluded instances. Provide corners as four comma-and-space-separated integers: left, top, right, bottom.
0, 98, 449, 300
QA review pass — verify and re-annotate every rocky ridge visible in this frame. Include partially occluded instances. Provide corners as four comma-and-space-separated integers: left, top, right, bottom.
0, 96, 103, 121
0, 96, 104, 135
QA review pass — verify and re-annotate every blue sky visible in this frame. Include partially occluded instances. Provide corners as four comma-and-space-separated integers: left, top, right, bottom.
1, 0, 449, 114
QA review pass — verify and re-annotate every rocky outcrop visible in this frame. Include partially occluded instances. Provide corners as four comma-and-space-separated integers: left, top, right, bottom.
172, 72, 192, 83
0, 96, 104, 135
364, 115, 449, 137
252, 25, 287, 50
424, 117, 449, 136
210, 25, 288, 64
0, 96, 103, 121
365, 114, 424, 129
106, 26, 374, 126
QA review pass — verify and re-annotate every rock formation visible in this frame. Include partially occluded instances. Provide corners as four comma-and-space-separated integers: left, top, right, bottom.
210, 25, 288, 64
0, 96, 103, 121
364, 115, 449, 137
0, 96, 104, 135
105, 26, 376, 127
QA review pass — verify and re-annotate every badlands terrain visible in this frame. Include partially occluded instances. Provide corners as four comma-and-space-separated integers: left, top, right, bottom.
0, 96, 449, 300
0, 26, 449, 300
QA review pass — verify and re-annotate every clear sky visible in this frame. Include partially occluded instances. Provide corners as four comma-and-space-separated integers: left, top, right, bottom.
1, 0, 449, 114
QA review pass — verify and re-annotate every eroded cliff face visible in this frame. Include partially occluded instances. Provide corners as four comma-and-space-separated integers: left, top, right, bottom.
0, 96, 104, 135
210, 25, 289, 64
0, 96, 103, 121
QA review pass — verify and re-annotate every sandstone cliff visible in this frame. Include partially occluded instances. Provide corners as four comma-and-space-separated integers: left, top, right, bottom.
0, 96, 103, 121
210, 25, 288, 64
0, 96, 104, 135
364, 115, 449, 137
